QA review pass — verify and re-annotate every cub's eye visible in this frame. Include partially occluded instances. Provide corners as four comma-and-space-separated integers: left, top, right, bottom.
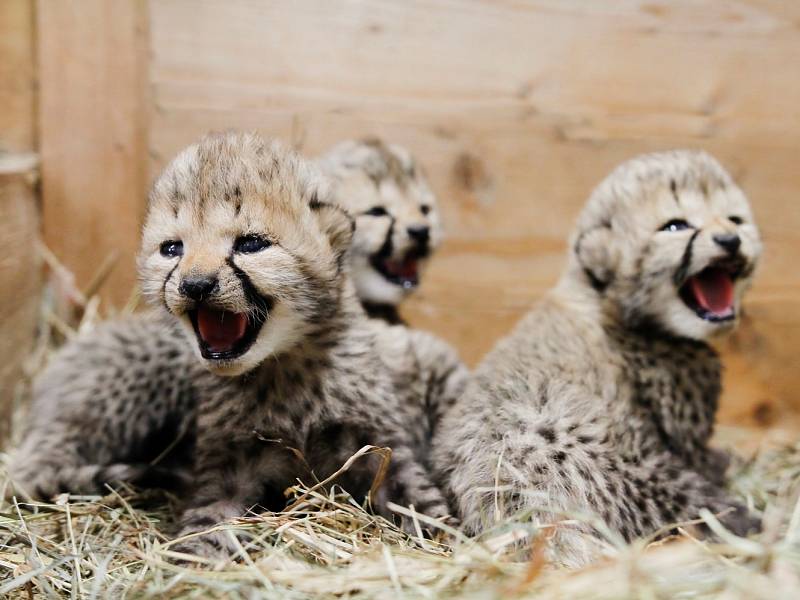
364, 206, 388, 217
234, 234, 271, 254
728, 215, 744, 225
159, 240, 183, 257
420, 204, 431, 216
659, 219, 692, 233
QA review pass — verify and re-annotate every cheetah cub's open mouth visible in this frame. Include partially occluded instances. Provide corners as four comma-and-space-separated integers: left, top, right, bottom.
372, 251, 423, 289
188, 305, 267, 360
679, 258, 744, 323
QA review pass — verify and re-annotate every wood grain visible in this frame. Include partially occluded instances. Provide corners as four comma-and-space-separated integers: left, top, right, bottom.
0, 0, 38, 446
142, 0, 800, 429
37, 0, 149, 309
0, 0, 36, 153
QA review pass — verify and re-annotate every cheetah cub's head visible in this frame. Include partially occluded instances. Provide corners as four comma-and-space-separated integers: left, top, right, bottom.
570, 150, 762, 340
317, 138, 442, 306
138, 132, 354, 376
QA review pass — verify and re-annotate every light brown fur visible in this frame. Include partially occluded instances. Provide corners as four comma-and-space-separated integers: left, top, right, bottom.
318, 139, 442, 321
11, 133, 465, 561
9, 136, 466, 518
433, 150, 762, 566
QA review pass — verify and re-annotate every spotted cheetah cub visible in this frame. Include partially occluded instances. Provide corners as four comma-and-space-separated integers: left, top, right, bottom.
433, 150, 762, 566
14, 132, 454, 556
318, 138, 442, 324
9, 136, 464, 504
319, 139, 464, 436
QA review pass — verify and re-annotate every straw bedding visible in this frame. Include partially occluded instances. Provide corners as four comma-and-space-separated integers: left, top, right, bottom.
1, 258, 798, 599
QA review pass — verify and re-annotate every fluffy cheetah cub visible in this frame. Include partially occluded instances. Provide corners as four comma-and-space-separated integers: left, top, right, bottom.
145, 133, 456, 555
318, 138, 442, 324
319, 138, 464, 436
9, 136, 464, 503
16, 132, 454, 556
433, 150, 762, 566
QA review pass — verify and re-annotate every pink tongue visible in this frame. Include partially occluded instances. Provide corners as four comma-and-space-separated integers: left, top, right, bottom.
689, 268, 734, 315
385, 258, 419, 279
197, 306, 248, 352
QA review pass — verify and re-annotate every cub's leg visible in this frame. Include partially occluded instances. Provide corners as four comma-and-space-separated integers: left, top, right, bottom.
8, 316, 197, 500
408, 330, 469, 441
173, 437, 304, 559
306, 421, 453, 531
386, 443, 452, 525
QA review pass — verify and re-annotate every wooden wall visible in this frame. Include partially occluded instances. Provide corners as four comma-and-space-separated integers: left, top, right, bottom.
39, 1, 800, 430
0, 0, 38, 445
37, 0, 149, 306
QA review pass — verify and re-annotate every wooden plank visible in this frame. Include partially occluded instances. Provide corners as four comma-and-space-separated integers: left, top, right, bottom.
144, 0, 800, 429
0, 159, 39, 446
37, 0, 149, 309
0, 0, 36, 153
0, 0, 38, 446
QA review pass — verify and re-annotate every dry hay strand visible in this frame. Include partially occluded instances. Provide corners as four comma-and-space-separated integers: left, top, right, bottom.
2, 246, 799, 598
1, 439, 800, 599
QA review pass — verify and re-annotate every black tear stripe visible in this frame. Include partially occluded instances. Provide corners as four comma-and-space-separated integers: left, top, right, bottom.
161, 262, 180, 315
673, 229, 701, 286
225, 257, 275, 323
375, 216, 395, 261
365, 215, 397, 282
363, 302, 405, 325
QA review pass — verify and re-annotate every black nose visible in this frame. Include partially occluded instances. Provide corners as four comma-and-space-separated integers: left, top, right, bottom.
407, 225, 430, 246
179, 275, 218, 301
713, 233, 741, 255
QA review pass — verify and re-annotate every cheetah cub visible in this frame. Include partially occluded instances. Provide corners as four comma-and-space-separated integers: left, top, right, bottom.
318, 138, 442, 324
14, 133, 455, 556
9, 136, 464, 503
319, 139, 464, 437
433, 150, 762, 566
144, 133, 456, 554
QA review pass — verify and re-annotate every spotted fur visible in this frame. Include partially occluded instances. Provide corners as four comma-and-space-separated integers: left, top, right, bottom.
432, 150, 763, 566
9, 136, 465, 513
10, 133, 463, 558
9, 314, 200, 498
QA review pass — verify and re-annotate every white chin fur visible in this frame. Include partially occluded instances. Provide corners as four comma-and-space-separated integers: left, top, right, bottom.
658, 298, 737, 340
351, 264, 410, 306
179, 303, 307, 377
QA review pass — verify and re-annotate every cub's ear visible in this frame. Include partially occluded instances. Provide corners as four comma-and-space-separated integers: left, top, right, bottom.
310, 198, 355, 260
574, 225, 620, 292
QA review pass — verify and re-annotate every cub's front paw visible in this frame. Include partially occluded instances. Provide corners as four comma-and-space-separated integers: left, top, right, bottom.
399, 507, 459, 538
699, 500, 761, 538
171, 501, 247, 563
701, 448, 732, 486
170, 529, 240, 563
717, 502, 761, 537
